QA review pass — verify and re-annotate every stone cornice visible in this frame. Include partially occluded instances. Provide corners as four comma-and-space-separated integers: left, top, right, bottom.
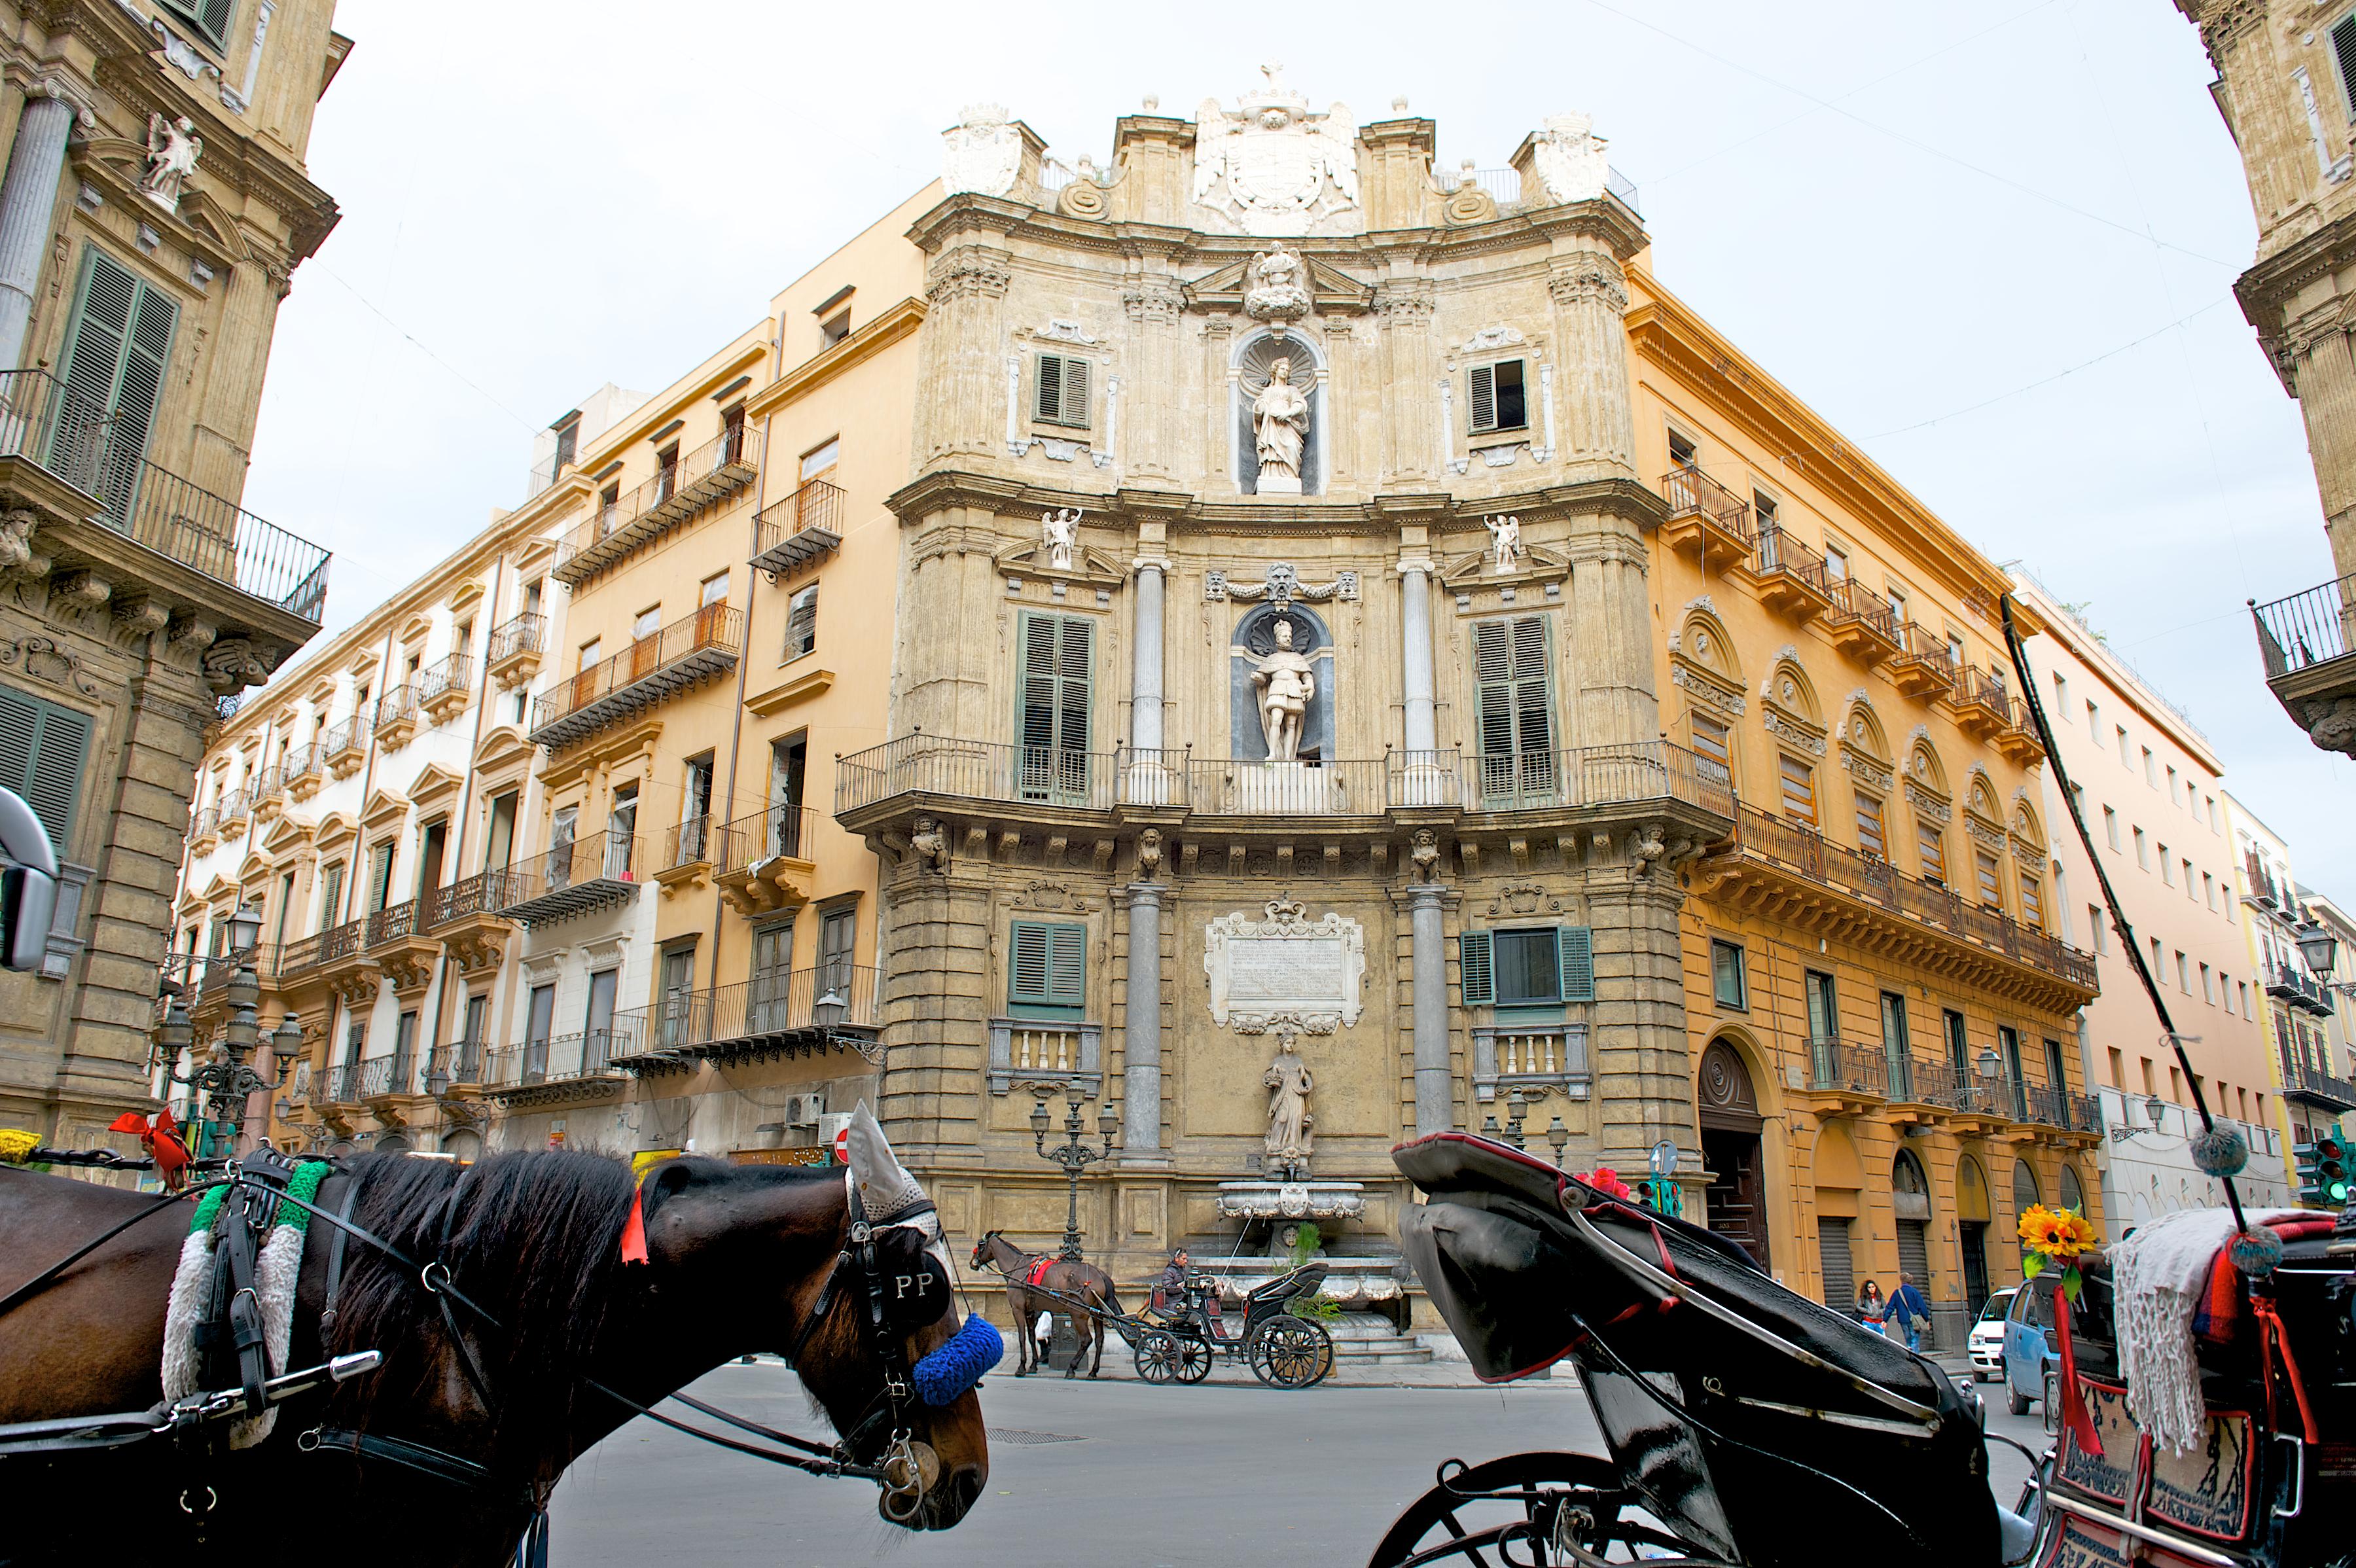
746, 297, 925, 418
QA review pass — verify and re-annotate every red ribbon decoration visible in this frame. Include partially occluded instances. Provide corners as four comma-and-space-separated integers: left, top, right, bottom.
2252, 1298, 2319, 1444
2054, 1288, 2102, 1458
618, 1181, 649, 1266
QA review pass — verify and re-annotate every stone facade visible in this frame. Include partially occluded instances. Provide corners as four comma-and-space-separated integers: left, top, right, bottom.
0, 0, 342, 1150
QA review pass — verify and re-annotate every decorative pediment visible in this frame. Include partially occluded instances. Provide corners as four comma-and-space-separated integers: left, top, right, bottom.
1182, 252, 1372, 316
537, 715, 662, 794
1835, 698, 1893, 793
410, 764, 465, 814
398, 614, 433, 646
260, 815, 316, 857
359, 787, 410, 833
448, 580, 485, 615
1759, 660, 1826, 758
1440, 544, 1569, 616
746, 668, 836, 718
64, 139, 244, 271
193, 872, 240, 906
1963, 771, 2003, 826
993, 539, 1126, 592
313, 811, 357, 853
306, 679, 335, 709
514, 533, 560, 573
474, 724, 535, 777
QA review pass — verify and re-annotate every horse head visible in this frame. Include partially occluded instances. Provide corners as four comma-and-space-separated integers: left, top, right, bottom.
969, 1230, 1008, 1271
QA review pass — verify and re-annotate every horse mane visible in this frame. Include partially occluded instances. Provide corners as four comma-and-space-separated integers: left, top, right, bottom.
323, 1149, 664, 1476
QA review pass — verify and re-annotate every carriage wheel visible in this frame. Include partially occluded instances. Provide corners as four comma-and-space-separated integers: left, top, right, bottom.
1248, 1317, 1334, 1389
1135, 1330, 1182, 1383
1365, 1451, 1734, 1568
1171, 1330, 1213, 1383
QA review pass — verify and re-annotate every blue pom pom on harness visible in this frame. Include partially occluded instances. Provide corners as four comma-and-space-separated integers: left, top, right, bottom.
912, 1313, 1004, 1406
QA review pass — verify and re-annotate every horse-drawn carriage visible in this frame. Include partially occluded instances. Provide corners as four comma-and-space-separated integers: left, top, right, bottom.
1368, 1129, 2353, 1568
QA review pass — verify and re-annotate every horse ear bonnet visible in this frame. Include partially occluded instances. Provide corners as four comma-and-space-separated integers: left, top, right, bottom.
845, 1102, 927, 1223
872, 1224, 952, 1329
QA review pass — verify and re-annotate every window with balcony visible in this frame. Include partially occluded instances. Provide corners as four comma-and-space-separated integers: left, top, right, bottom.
1033, 353, 1092, 429
1473, 615, 1555, 801
1944, 1008, 1969, 1080
597, 483, 620, 538
633, 606, 661, 642
1806, 970, 1836, 1043
1855, 792, 1886, 859
1777, 755, 1817, 828
654, 443, 681, 505
579, 637, 601, 673
817, 907, 856, 994
786, 584, 819, 660
1753, 490, 1777, 529
700, 571, 730, 610
1467, 359, 1527, 434
1457, 926, 1594, 1008
2022, 874, 2044, 930
1667, 428, 1696, 469
1881, 991, 1910, 1092
484, 791, 517, 872
1016, 613, 1093, 803
801, 438, 839, 482
317, 862, 345, 933
1008, 920, 1084, 1021
366, 840, 395, 914
1825, 541, 1849, 582
58, 248, 177, 512
1917, 822, 1946, 883
1711, 940, 1748, 1010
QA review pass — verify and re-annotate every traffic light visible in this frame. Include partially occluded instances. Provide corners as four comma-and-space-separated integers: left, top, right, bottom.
2294, 1137, 2350, 1206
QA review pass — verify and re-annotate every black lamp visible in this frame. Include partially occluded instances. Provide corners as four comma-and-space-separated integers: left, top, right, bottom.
2296, 919, 2338, 976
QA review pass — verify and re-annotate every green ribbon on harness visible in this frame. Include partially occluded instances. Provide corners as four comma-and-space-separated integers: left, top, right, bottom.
187, 1160, 331, 1237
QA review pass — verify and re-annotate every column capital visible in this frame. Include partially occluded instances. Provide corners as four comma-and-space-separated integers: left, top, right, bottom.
1395, 556, 1437, 578
1132, 556, 1171, 577
1124, 880, 1167, 906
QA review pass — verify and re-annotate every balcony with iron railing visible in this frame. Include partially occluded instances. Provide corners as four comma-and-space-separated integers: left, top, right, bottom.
484, 1025, 635, 1101
359, 1051, 425, 1101
551, 423, 762, 586
374, 684, 421, 749
214, 787, 250, 836
497, 830, 641, 927
185, 803, 221, 847
2280, 1050, 2356, 1112
2266, 961, 2336, 1018
713, 805, 819, 916
429, 1035, 488, 1091
529, 603, 742, 751
425, 867, 518, 930
0, 367, 332, 624
283, 741, 325, 801
160, 944, 283, 1020
277, 917, 372, 982
1658, 466, 1754, 571
1820, 579, 1901, 664
322, 1061, 366, 1107
419, 652, 474, 723
2251, 573, 2356, 743
1749, 527, 1832, 622
486, 612, 544, 686
1949, 664, 2013, 736
1887, 624, 1958, 702
321, 713, 370, 775
749, 476, 848, 577
1709, 804, 2097, 1004
613, 965, 882, 1070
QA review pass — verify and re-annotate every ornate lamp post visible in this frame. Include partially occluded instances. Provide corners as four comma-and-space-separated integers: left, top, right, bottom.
1545, 1115, 1571, 1169
1031, 1092, 1118, 1261
153, 904, 299, 1157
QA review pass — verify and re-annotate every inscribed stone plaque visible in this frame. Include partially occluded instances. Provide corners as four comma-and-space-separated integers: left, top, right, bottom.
1204, 897, 1365, 1031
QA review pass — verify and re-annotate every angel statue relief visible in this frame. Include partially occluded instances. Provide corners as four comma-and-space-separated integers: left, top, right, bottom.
1264, 1042, 1314, 1173
1251, 357, 1310, 492
1250, 618, 1315, 762
141, 114, 202, 211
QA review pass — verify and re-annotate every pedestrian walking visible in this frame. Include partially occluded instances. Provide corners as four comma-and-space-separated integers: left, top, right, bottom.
1887, 1272, 1933, 1352
1857, 1279, 1888, 1334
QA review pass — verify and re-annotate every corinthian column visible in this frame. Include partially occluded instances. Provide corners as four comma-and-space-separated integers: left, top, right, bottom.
0, 88, 79, 372
1546, 251, 1635, 473
917, 243, 1012, 465
1122, 277, 1183, 481
1375, 281, 1437, 485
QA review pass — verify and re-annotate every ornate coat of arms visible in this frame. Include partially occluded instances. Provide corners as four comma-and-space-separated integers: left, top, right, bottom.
940, 103, 1021, 198
1192, 65, 1361, 236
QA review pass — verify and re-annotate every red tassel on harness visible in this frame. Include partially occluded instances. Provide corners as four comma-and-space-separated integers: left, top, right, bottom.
2054, 1291, 2101, 1457
619, 1183, 649, 1265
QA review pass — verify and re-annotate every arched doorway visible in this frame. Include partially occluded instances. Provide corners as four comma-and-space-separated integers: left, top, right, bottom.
1954, 1156, 1992, 1315
375, 1132, 412, 1155
1698, 1037, 1770, 1268
442, 1128, 483, 1164
1891, 1150, 1934, 1310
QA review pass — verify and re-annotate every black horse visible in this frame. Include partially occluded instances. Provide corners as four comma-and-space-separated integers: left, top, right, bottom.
0, 1129, 990, 1565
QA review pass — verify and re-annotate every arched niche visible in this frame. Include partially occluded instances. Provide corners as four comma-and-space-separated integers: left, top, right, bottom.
1228, 601, 1335, 762
1955, 1156, 1991, 1223
2059, 1163, 2084, 1215
1892, 1149, 1933, 1221
1233, 329, 1325, 496
2012, 1158, 2043, 1218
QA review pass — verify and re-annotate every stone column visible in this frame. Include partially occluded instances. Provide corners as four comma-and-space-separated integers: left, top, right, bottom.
1122, 277, 1182, 481
0, 90, 75, 373
916, 243, 1011, 465
1410, 883, 1452, 1134
1375, 282, 1437, 485
1400, 560, 1437, 754
1131, 560, 1165, 751
1120, 883, 1166, 1158
1546, 250, 1636, 474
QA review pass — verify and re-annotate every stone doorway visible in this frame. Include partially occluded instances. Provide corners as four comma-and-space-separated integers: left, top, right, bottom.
1697, 1038, 1770, 1269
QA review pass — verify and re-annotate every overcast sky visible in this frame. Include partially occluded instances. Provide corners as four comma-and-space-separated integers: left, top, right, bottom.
244, 0, 2350, 893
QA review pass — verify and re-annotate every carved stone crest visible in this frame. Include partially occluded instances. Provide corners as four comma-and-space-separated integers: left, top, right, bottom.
1487, 881, 1561, 917
1532, 112, 1610, 205
0, 635, 99, 697
941, 103, 1021, 198
1211, 561, 1357, 607
1192, 65, 1361, 235
1010, 880, 1090, 913
1205, 895, 1365, 1033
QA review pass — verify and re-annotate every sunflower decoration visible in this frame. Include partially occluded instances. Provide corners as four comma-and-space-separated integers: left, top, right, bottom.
2018, 1203, 2101, 1301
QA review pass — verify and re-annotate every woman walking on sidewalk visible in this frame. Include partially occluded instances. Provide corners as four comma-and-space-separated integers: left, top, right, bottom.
1856, 1278, 1889, 1335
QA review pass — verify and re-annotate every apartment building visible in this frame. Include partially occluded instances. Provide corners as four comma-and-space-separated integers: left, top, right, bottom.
0, 0, 342, 1148
2010, 569, 2293, 1219
2226, 794, 2352, 1152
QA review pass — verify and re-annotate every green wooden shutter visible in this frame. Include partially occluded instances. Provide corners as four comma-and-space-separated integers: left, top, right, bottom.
1016, 613, 1090, 800
1058, 357, 1090, 427
1473, 616, 1554, 800
168, 0, 234, 47
1459, 929, 1494, 1005
1047, 923, 1085, 1008
57, 248, 178, 520
1033, 354, 1061, 424
1010, 921, 1084, 1010
0, 685, 89, 854
1557, 926, 1594, 1003
1474, 620, 1516, 764
1009, 921, 1049, 1005
1468, 364, 1497, 433
1510, 617, 1552, 755
2336, 14, 2356, 118
367, 842, 395, 912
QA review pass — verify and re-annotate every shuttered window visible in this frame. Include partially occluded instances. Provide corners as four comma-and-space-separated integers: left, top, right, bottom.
1016, 613, 1092, 802
1778, 755, 1817, 828
1008, 920, 1085, 1017
1917, 823, 1946, 883
1473, 616, 1554, 804
2336, 14, 2356, 119
1458, 929, 1494, 1005
57, 248, 178, 520
1557, 925, 1594, 1003
1465, 925, 1596, 1007
161, 0, 235, 49
0, 685, 90, 855
1817, 1219, 1855, 1315
315, 862, 344, 933
785, 585, 818, 659
1467, 360, 1527, 435
366, 840, 395, 913
1033, 353, 1091, 428
1855, 793, 1885, 859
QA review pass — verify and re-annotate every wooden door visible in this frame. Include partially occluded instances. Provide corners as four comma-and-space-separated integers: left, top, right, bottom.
1697, 1039, 1770, 1269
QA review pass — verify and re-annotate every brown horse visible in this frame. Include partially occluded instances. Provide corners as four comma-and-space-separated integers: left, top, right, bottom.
970, 1230, 1122, 1379
0, 1116, 989, 1566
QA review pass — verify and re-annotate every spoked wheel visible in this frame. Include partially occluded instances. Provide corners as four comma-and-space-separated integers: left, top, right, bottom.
1248, 1315, 1335, 1389
1134, 1330, 1181, 1383
1169, 1330, 1213, 1383
1365, 1451, 1737, 1567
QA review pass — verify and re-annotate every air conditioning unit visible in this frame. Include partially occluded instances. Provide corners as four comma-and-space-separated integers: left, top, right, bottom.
815, 1111, 852, 1149
784, 1091, 827, 1130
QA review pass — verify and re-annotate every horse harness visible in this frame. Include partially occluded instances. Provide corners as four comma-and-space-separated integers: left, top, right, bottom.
0, 1150, 965, 1545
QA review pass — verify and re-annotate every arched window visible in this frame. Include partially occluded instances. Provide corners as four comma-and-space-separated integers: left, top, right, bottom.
375, 1131, 412, 1155
1891, 1150, 1933, 1294
2059, 1164, 2084, 1215
2012, 1158, 2042, 1219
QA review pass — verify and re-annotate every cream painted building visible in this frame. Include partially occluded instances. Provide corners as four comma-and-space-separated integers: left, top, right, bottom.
2010, 567, 2293, 1221
2224, 793, 2351, 1153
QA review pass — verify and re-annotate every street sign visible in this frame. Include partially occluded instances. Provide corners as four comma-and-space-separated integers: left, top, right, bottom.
834, 1125, 849, 1166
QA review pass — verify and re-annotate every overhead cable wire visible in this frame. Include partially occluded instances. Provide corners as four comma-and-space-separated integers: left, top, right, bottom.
310, 263, 537, 433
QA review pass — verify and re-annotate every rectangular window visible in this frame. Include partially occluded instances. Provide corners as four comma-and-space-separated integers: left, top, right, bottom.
2054, 672, 2069, 710
2159, 846, 2173, 885
819, 309, 851, 348
1805, 970, 1836, 1042
1473, 616, 1555, 802
317, 862, 346, 933
1032, 353, 1092, 428
1667, 428, 1696, 468
1917, 822, 1946, 883
1753, 490, 1777, 530
523, 984, 554, 1081
2204, 872, 2217, 909
2103, 807, 2120, 850
2176, 950, 2190, 993
1975, 850, 2002, 908
485, 791, 518, 871
366, 840, 395, 914
578, 637, 601, 673
2107, 1046, 2124, 1088
1493, 929, 1556, 1005
2224, 976, 2236, 1015
632, 606, 660, 642
1467, 359, 1528, 433
2000, 1025, 2026, 1116
785, 584, 819, 660
2143, 746, 2156, 785
2133, 827, 2149, 869
2150, 936, 2163, 978
1945, 1009, 1970, 1078
1778, 755, 1817, 828
57, 247, 178, 508
584, 968, 618, 1065
2183, 858, 2194, 896
2021, 876, 2044, 930
1855, 793, 1886, 860
2088, 906, 2106, 954
2200, 963, 2214, 1004
1016, 613, 1094, 802
2117, 726, 2130, 766
1825, 542, 1849, 582
1711, 940, 1748, 1010
1690, 715, 1730, 777
657, 944, 697, 1050
2206, 795, 2218, 831
0, 685, 92, 854
818, 906, 856, 991
597, 482, 621, 535
2166, 763, 2177, 800
2044, 1037, 2067, 1090
1457, 926, 1593, 1005
158, 0, 235, 50
800, 437, 840, 482
1008, 919, 1085, 1018
1880, 991, 1911, 1095
2086, 699, 2099, 739
700, 571, 730, 609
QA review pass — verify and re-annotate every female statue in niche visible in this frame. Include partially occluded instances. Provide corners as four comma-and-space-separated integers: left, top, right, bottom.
1264, 1042, 1314, 1172
1251, 356, 1310, 490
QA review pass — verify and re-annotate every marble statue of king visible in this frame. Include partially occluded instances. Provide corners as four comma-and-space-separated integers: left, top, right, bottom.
1251, 619, 1315, 761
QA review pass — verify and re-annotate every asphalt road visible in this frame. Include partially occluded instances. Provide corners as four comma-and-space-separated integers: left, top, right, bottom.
551, 1361, 2055, 1567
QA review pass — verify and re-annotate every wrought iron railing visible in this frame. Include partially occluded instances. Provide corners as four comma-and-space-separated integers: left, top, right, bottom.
752, 476, 848, 557
420, 652, 474, 710
2266, 961, 2333, 1016
1807, 1038, 1886, 1096
247, 766, 287, 805
484, 1025, 636, 1089
1891, 623, 1957, 686
375, 685, 419, 732
359, 1052, 421, 1099
499, 830, 640, 908
622, 965, 882, 1055
1464, 742, 1735, 817
426, 868, 516, 928
186, 805, 220, 842
2281, 1055, 2356, 1109
431, 1035, 488, 1087
1753, 527, 1831, 599
529, 603, 741, 734
834, 735, 1118, 813
160, 943, 283, 1002
363, 900, 421, 948
488, 611, 545, 668
279, 918, 367, 977
282, 741, 322, 781
215, 787, 250, 826
715, 804, 818, 872
552, 423, 761, 577
1955, 664, 2014, 717
325, 1062, 365, 1104
1822, 577, 1900, 645
665, 814, 715, 870
321, 713, 370, 760
1659, 466, 1753, 541
2253, 573, 2356, 679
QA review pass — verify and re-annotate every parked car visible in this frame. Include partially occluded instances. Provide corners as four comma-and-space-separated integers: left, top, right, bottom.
1968, 1287, 2016, 1381
2001, 1275, 2061, 1417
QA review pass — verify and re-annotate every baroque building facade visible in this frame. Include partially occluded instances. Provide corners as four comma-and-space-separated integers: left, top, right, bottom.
2177, 1, 2356, 754
0, 0, 340, 1148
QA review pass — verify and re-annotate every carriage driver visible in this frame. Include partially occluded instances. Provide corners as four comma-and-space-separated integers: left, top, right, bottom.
1157, 1249, 1222, 1324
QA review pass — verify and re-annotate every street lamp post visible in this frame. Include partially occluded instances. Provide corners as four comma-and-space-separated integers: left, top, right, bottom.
153, 964, 301, 1158
1031, 1092, 1118, 1261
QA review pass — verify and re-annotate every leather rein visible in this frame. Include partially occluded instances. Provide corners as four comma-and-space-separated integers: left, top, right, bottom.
0, 1156, 949, 1527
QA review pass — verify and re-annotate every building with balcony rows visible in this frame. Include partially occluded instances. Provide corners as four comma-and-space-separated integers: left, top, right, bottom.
2224, 795, 2353, 1156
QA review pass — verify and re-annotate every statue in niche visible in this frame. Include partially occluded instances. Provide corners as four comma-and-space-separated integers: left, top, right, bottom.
1251, 618, 1316, 762
1243, 241, 1311, 330
1264, 1037, 1315, 1173
1485, 514, 1523, 575
1251, 357, 1311, 490
1041, 507, 1080, 571
141, 113, 203, 211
